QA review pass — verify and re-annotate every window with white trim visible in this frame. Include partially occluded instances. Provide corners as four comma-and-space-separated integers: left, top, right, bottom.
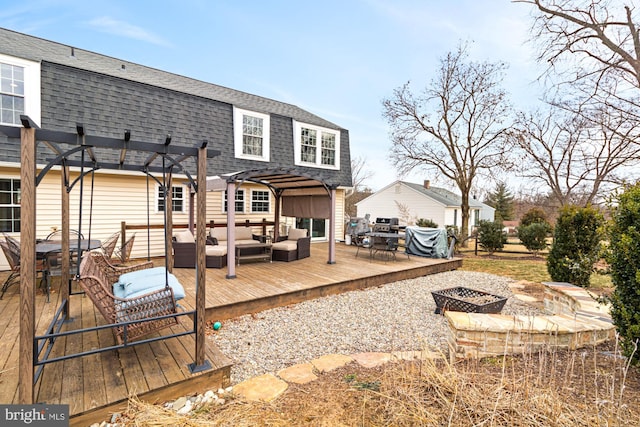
0, 54, 41, 127
223, 189, 245, 213
157, 185, 185, 213
251, 190, 270, 213
293, 121, 340, 170
233, 107, 270, 162
0, 178, 20, 232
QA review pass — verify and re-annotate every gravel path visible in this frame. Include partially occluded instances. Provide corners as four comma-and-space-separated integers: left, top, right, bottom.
208, 270, 543, 384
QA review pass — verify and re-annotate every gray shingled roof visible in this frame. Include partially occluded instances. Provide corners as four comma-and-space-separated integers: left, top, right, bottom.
0, 27, 342, 130
403, 181, 485, 208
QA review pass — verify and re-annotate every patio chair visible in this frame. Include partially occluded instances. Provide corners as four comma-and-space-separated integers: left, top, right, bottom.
0, 240, 48, 300
98, 232, 120, 259
113, 233, 136, 265
45, 229, 85, 240
271, 228, 311, 262
77, 252, 179, 344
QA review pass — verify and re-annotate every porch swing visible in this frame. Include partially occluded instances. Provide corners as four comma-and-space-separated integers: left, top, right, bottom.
76, 152, 184, 344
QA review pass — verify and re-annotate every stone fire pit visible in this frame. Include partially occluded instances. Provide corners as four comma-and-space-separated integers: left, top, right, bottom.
431, 286, 508, 315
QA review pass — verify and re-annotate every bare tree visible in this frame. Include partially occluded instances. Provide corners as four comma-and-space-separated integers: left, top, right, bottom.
346, 155, 374, 197
382, 44, 511, 240
519, 0, 640, 91
344, 156, 374, 218
518, 1, 640, 138
512, 104, 640, 206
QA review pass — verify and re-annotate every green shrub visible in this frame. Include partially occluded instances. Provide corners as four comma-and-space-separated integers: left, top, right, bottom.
477, 220, 506, 254
547, 205, 603, 288
607, 183, 640, 363
416, 218, 438, 228
517, 222, 551, 256
520, 208, 549, 227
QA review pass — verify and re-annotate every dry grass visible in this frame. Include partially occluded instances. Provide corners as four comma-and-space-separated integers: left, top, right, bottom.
118, 341, 639, 426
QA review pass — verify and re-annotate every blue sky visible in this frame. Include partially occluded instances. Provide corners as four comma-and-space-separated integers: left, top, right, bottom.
2, 0, 544, 192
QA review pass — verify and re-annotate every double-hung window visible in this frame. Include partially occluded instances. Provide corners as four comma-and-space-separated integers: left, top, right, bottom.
0, 54, 41, 126
0, 178, 20, 232
223, 189, 245, 213
251, 190, 270, 213
157, 185, 185, 213
293, 121, 340, 170
233, 107, 270, 162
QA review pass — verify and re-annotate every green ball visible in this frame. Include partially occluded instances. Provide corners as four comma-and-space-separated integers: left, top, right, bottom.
213, 321, 222, 331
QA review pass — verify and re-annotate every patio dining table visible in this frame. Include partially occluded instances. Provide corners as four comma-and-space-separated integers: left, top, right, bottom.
35, 239, 101, 301
35, 239, 102, 257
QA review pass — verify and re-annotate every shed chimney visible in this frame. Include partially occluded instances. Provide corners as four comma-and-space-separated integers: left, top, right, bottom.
423, 180, 430, 189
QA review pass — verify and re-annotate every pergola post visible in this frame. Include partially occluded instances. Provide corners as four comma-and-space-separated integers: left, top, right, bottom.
190, 144, 209, 372
60, 163, 71, 318
328, 187, 337, 264
225, 181, 236, 279
19, 125, 36, 403
273, 190, 281, 242
165, 172, 174, 273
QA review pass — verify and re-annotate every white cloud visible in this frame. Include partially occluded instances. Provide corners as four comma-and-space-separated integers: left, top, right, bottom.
87, 16, 173, 47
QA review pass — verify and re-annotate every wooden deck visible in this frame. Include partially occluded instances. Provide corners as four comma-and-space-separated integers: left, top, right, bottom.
0, 241, 460, 426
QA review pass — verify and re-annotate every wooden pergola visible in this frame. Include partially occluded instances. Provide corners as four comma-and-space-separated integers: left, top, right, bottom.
1, 116, 220, 404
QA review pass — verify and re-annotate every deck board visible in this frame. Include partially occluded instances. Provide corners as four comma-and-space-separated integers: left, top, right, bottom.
0, 241, 459, 425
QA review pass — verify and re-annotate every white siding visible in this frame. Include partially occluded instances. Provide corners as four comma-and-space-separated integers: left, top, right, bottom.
356, 182, 447, 227
0, 167, 347, 269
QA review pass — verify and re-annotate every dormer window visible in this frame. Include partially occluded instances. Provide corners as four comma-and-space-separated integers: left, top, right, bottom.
233, 107, 270, 162
293, 120, 340, 170
0, 54, 41, 127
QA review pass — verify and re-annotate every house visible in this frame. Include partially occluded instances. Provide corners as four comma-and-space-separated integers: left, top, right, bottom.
0, 27, 352, 268
355, 180, 495, 234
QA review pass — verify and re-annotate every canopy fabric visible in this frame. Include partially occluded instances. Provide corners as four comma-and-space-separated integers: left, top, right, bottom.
405, 227, 449, 258
282, 195, 331, 218
205, 167, 339, 193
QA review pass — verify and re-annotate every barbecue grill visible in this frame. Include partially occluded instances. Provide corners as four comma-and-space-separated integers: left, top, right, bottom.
372, 217, 399, 233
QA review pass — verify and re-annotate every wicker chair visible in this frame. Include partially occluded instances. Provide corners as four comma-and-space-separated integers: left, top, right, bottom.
99, 232, 120, 259
77, 252, 178, 344
1, 240, 48, 299
89, 250, 153, 285
45, 229, 85, 240
113, 233, 136, 265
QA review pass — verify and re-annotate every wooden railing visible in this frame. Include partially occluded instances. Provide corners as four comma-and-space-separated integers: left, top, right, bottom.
119, 219, 277, 242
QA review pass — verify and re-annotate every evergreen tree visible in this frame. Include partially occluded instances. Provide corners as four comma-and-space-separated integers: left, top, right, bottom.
485, 182, 514, 221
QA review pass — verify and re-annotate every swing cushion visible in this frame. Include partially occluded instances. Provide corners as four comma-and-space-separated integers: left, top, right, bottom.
113, 267, 185, 300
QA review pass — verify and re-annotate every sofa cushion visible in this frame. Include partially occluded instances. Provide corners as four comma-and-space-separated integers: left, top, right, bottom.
272, 240, 298, 251
288, 228, 307, 241
174, 229, 195, 243
210, 227, 227, 242
206, 245, 227, 256
235, 227, 253, 240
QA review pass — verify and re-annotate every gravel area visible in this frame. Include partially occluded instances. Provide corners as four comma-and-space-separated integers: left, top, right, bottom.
208, 270, 544, 384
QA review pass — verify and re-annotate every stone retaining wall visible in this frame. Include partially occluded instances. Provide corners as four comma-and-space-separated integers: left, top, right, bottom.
446, 282, 616, 359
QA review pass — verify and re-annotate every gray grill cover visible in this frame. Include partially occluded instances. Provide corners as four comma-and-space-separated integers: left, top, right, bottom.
405, 227, 449, 258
